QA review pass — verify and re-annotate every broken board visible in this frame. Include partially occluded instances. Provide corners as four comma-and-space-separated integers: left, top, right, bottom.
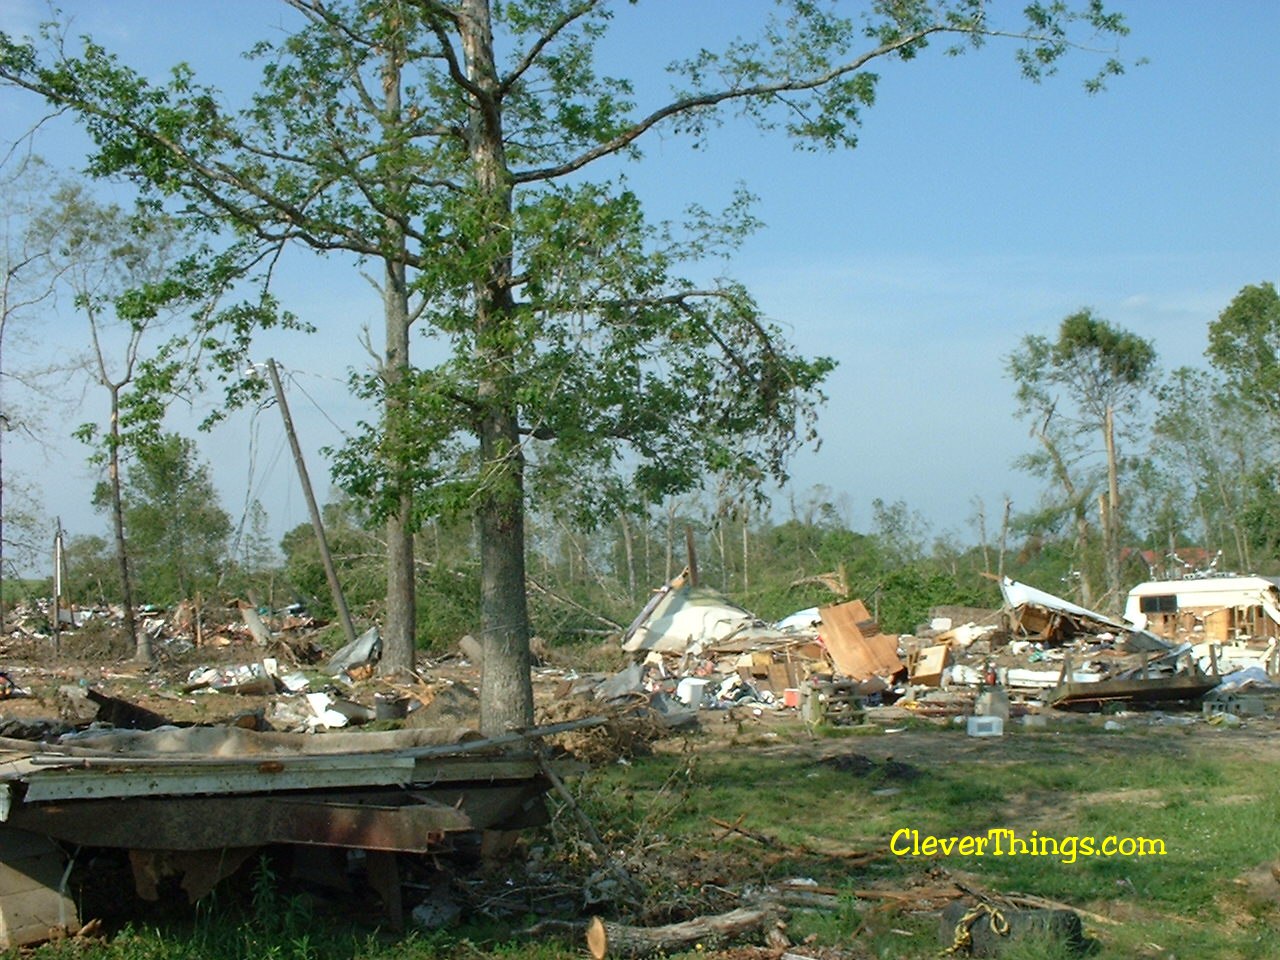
818, 600, 904, 682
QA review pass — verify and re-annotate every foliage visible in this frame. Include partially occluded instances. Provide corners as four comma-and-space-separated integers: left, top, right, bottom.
101, 433, 232, 604
60, 534, 118, 605
1006, 309, 1158, 607
0, 0, 1137, 716
279, 498, 385, 621
1206, 281, 1280, 415
221, 500, 282, 603
1149, 365, 1276, 573
1241, 469, 1280, 565
855, 564, 994, 634
278, 500, 481, 648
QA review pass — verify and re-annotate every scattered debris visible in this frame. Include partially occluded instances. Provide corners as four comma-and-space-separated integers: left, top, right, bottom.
327, 626, 383, 674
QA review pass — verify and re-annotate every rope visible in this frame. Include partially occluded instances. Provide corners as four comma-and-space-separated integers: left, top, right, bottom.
941, 901, 1010, 957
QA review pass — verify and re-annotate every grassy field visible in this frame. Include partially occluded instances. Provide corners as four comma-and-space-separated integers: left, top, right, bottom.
12, 716, 1280, 960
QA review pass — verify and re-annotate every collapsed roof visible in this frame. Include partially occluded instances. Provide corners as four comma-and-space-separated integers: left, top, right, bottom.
999, 577, 1170, 652
621, 582, 759, 655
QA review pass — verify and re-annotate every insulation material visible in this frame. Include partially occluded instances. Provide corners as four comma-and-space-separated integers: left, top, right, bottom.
621, 585, 755, 655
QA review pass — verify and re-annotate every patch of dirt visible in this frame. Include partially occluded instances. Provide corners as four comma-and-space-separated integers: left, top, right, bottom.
1075, 787, 1166, 807
1228, 861, 1280, 912
815, 752, 922, 781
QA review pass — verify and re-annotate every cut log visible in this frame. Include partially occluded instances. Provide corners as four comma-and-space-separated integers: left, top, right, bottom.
586, 904, 786, 960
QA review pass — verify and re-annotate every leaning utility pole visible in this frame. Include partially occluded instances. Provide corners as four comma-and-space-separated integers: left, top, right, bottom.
263, 359, 357, 647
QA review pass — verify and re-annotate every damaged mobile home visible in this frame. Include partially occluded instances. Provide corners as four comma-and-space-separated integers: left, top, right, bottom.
1125, 576, 1280, 643
615, 571, 1278, 721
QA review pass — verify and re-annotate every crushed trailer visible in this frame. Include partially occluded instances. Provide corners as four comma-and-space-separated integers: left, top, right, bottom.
0, 720, 590, 947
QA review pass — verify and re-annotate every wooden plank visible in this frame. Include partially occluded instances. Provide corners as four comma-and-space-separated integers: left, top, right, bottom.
0, 887, 75, 947
766, 663, 790, 694
818, 600, 904, 681
19, 750, 550, 805
0, 828, 78, 948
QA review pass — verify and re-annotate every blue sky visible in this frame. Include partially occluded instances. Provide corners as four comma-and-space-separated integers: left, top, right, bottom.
1, 0, 1277, 562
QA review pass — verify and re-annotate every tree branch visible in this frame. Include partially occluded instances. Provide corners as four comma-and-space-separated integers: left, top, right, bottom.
499, 0, 601, 98
406, 1, 486, 101
512, 27, 940, 184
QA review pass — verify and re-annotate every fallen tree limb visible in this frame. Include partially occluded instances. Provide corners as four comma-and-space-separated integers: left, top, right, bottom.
534, 746, 646, 909
708, 816, 883, 862
523, 918, 586, 940
586, 904, 787, 959
1002, 892, 1121, 927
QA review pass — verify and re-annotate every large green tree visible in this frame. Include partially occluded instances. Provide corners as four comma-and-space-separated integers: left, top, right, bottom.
106, 433, 232, 604
2, 1, 1131, 732
1203, 282, 1280, 567
1149, 366, 1273, 572
1207, 282, 1280, 412
1007, 310, 1157, 608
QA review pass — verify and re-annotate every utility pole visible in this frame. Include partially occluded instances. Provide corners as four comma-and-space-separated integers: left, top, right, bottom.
263, 359, 357, 647
52, 518, 65, 656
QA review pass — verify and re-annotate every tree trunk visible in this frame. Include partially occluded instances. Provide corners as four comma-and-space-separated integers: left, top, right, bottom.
1102, 404, 1121, 608
619, 510, 636, 600
997, 496, 1011, 579
975, 496, 991, 574
476, 430, 532, 734
107, 387, 144, 662
380, 45, 417, 674
382, 281, 416, 671
715, 512, 727, 589
463, 0, 533, 734
1035, 424, 1094, 606
664, 500, 675, 581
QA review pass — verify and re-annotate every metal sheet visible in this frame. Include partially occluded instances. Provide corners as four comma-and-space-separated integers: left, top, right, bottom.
9, 792, 468, 852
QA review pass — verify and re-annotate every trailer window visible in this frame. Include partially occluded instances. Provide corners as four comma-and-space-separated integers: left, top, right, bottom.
1139, 594, 1177, 614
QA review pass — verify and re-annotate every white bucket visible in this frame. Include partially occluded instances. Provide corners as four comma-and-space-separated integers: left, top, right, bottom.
676, 677, 709, 707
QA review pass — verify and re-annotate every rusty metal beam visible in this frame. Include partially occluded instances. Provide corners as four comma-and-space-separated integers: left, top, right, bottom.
8, 792, 466, 852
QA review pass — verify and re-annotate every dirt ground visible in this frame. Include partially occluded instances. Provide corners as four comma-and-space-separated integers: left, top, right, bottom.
4, 623, 1277, 767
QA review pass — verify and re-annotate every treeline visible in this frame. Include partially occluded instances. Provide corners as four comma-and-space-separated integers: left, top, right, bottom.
19, 474, 1146, 649
13, 281, 1280, 649
1001, 282, 1280, 611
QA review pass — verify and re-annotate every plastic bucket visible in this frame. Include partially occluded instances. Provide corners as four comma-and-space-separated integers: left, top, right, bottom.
675, 677, 709, 706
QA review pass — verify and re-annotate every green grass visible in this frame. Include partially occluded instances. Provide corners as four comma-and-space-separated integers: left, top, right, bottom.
10, 727, 1278, 960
